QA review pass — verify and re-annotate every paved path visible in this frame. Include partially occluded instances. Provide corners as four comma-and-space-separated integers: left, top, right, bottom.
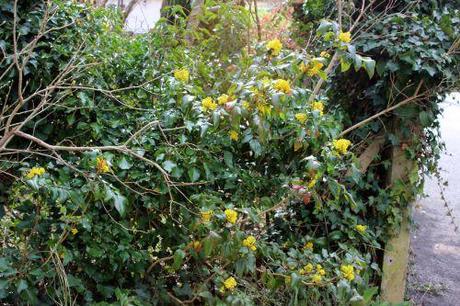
408, 94, 460, 305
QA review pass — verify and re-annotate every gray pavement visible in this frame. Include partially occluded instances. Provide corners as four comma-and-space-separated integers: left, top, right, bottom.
408, 94, 460, 305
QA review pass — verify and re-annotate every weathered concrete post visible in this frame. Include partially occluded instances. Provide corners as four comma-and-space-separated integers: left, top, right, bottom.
380, 129, 415, 302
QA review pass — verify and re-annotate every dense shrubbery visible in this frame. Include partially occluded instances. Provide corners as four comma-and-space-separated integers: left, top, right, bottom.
291, 0, 460, 236
0, 0, 457, 305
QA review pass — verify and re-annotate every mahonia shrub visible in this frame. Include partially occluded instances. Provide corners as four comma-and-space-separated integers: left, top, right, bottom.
1, 1, 381, 305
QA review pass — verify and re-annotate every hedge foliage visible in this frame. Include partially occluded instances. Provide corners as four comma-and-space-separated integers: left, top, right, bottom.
0, 0, 457, 305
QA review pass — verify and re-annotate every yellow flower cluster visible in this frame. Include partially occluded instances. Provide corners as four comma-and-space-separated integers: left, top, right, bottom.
266, 38, 282, 56
242, 100, 250, 110
256, 101, 272, 116
223, 276, 237, 290
320, 51, 330, 58
174, 68, 189, 82
71, 227, 78, 235
338, 31, 352, 43
308, 263, 326, 284
218, 94, 230, 105
274, 79, 291, 94
191, 240, 202, 252
340, 264, 355, 281
201, 97, 217, 112
333, 138, 352, 155
311, 101, 324, 115
311, 273, 322, 284
284, 275, 291, 285
225, 209, 238, 224
299, 263, 313, 275
25, 167, 45, 179
303, 241, 313, 251
316, 264, 326, 276
96, 157, 110, 173
300, 60, 324, 77
201, 210, 213, 222
242, 235, 257, 251
295, 113, 308, 124
229, 130, 239, 141
355, 224, 367, 234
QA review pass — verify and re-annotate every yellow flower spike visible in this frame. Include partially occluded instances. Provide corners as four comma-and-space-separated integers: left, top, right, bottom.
229, 130, 239, 141
303, 241, 313, 251
266, 38, 283, 56
217, 94, 230, 105
242, 235, 257, 251
355, 224, 367, 234
311, 101, 325, 115
25, 167, 46, 179
71, 228, 78, 235
340, 264, 355, 281
201, 210, 213, 223
173, 68, 189, 82
333, 138, 352, 155
311, 273, 322, 284
224, 209, 238, 224
295, 113, 308, 124
223, 276, 237, 291
96, 157, 110, 173
338, 31, 352, 43
274, 79, 291, 94
242, 101, 250, 110
201, 97, 217, 112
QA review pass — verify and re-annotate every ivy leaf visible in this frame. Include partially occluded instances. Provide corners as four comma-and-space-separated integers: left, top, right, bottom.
16, 279, 28, 293
77, 91, 93, 108
118, 157, 132, 170
188, 167, 200, 182
162, 160, 177, 173
113, 192, 127, 217
419, 111, 432, 127
104, 187, 128, 217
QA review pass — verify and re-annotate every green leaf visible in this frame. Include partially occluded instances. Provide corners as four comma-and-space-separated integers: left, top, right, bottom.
113, 192, 127, 217
362, 57, 376, 78
223, 151, 233, 168
249, 139, 262, 157
77, 91, 93, 108
17, 279, 28, 293
340, 57, 351, 72
104, 187, 128, 217
172, 249, 186, 270
188, 167, 200, 182
162, 160, 177, 173
353, 54, 362, 71
419, 111, 432, 127
118, 157, 132, 170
